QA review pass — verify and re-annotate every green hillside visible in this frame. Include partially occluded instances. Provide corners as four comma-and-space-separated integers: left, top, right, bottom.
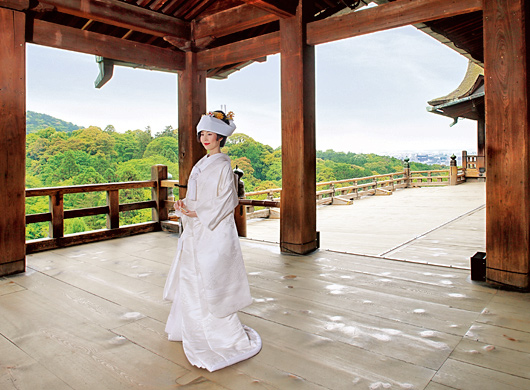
26, 111, 83, 133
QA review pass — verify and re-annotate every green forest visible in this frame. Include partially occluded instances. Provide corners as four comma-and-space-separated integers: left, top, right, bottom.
25, 111, 444, 240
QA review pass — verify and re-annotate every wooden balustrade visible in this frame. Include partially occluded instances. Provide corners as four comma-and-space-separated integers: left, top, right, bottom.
25, 181, 159, 253
462, 150, 486, 179
409, 169, 450, 186
25, 164, 466, 251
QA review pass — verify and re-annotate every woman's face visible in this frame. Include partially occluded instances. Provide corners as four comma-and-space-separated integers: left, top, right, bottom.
200, 131, 221, 153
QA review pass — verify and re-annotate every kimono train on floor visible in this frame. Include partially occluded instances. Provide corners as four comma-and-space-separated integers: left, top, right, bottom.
163, 152, 261, 372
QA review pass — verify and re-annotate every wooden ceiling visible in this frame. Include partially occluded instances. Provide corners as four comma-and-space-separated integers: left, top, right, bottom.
6, 0, 483, 78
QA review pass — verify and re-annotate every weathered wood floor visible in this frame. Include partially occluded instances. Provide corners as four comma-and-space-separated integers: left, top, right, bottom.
247, 181, 486, 269
1, 182, 529, 389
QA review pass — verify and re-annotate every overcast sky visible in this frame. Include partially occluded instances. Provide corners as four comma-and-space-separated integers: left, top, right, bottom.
26, 25, 477, 155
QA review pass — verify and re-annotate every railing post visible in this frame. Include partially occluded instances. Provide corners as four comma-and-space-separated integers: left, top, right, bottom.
462, 150, 468, 170
233, 166, 247, 237
449, 154, 458, 185
403, 158, 411, 188
49, 193, 64, 238
106, 189, 119, 229
151, 165, 168, 224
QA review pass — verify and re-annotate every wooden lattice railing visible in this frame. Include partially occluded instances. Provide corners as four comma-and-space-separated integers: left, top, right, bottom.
25, 162, 466, 251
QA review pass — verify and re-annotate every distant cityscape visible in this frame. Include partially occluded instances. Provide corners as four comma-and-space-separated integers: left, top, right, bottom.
388, 151, 477, 166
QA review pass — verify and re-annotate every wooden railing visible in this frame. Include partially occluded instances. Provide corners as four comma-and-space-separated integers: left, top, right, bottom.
25, 163, 466, 251
462, 150, 486, 179
25, 165, 169, 254
237, 165, 465, 218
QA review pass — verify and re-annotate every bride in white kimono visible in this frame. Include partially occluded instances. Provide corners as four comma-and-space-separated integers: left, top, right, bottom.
163, 110, 261, 372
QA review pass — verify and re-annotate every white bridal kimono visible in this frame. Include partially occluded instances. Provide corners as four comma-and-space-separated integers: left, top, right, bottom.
163, 153, 261, 372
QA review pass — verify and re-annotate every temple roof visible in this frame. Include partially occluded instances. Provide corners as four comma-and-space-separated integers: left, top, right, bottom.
427, 61, 484, 122
428, 61, 484, 106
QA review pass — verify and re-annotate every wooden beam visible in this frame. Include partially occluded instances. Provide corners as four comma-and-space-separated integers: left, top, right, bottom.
484, 0, 530, 290
38, 0, 190, 39
240, 0, 297, 18
197, 31, 279, 70
194, 4, 278, 40
197, 0, 481, 70
0, 0, 30, 11
280, 0, 318, 255
308, 0, 483, 46
0, 8, 26, 276
25, 222, 159, 254
31, 19, 185, 72
178, 51, 206, 198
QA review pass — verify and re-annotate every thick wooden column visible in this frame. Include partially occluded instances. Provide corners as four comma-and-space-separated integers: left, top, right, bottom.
280, 0, 318, 254
178, 51, 206, 198
484, 0, 530, 290
0, 8, 26, 276
477, 116, 486, 173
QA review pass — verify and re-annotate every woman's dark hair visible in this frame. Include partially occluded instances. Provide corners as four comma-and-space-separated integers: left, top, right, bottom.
197, 132, 227, 147
197, 110, 229, 147
197, 132, 228, 147
213, 110, 230, 125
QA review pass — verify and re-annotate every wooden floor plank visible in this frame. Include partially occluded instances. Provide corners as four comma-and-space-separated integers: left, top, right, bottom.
29, 260, 171, 323
432, 359, 530, 389
242, 240, 492, 293
246, 258, 494, 313
425, 382, 462, 390
240, 313, 435, 390
8, 271, 141, 330
245, 285, 461, 370
0, 278, 25, 296
465, 323, 530, 353
115, 317, 324, 390
0, 290, 189, 390
450, 338, 530, 379
246, 182, 486, 267
246, 264, 481, 336
0, 335, 73, 390
477, 300, 530, 333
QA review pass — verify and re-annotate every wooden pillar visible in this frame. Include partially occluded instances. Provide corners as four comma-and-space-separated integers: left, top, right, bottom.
280, 0, 318, 254
484, 0, 530, 290
178, 51, 206, 199
477, 116, 486, 173
0, 8, 26, 276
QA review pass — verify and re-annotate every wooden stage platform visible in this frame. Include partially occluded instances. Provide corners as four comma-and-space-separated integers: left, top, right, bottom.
2, 182, 529, 389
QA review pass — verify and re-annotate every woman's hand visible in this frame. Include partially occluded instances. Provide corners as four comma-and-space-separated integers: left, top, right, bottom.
175, 200, 197, 218
182, 210, 197, 218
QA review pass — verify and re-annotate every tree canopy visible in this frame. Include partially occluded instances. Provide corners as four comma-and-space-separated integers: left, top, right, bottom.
25, 112, 447, 240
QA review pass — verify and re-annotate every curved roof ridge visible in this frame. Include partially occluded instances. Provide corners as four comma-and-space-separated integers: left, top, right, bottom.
428, 61, 484, 106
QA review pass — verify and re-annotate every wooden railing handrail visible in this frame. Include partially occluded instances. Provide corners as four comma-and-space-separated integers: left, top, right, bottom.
410, 169, 449, 174
26, 180, 156, 197
244, 188, 283, 197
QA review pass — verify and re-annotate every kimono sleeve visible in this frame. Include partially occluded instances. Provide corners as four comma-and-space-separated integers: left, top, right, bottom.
195, 164, 238, 231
